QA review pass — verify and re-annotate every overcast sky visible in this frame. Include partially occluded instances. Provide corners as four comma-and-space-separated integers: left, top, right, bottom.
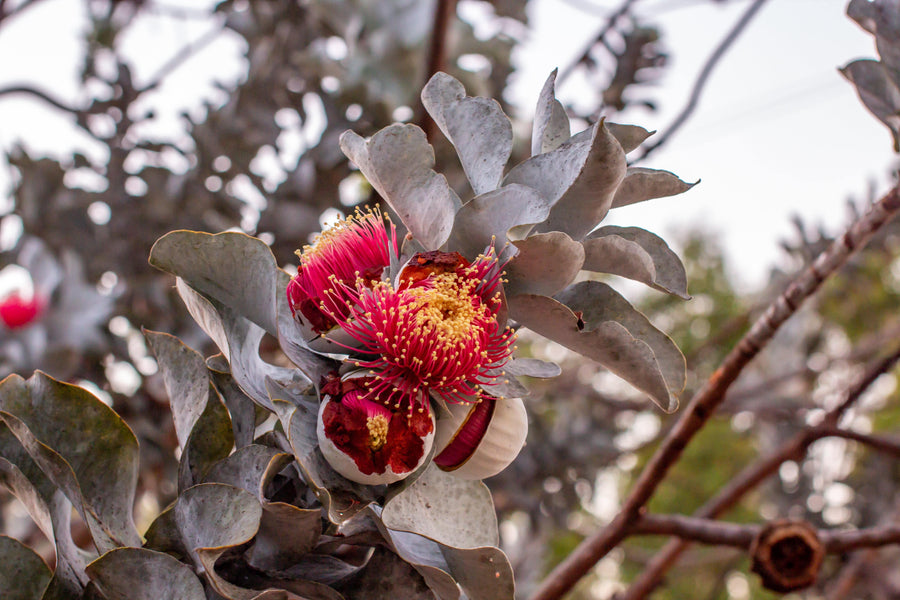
0, 0, 893, 291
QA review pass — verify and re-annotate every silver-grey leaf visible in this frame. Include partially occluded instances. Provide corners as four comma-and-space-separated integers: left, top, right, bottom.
532, 69, 570, 155
508, 291, 678, 412
506, 121, 627, 240
150, 230, 282, 336
841, 59, 900, 151
504, 231, 584, 297
0, 373, 142, 552
86, 547, 206, 600
582, 226, 690, 299
605, 122, 655, 154
448, 184, 551, 259
557, 281, 685, 408
340, 125, 459, 250
422, 72, 512, 195
0, 535, 52, 600
504, 357, 561, 379
611, 167, 697, 209
382, 463, 499, 549
144, 331, 210, 450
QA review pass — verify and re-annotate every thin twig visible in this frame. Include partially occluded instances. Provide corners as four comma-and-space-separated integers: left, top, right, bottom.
631, 0, 770, 164
556, 0, 641, 86
531, 185, 900, 600
827, 548, 876, 599
0, 0, 42, 26
621, 340, 900, 599
631, 513, 900, 555
139, 22, 226, 93
813, 427, 900, 459
418, 0, 457, 142
0, 85, 84, 116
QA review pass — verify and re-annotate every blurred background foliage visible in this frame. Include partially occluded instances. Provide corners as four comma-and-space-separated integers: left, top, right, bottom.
2, 0, 900, 598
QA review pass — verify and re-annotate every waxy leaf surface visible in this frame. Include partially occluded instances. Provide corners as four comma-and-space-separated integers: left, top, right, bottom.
85, 547, 206, 600
448, 184, 550, 259
340, 125, 459, 250
582, 226, 689, 298
532, 70, 570, 155
506, 121, 626, 240
0, 535, 51, 600
508, 290, 678, 411
611, 167, 696, 209
841, 59, 900, 151
382, 463, 499, 549
504, 231, 584, 297
0, 373, 141, 552
422, 72, 512, 195
150, 230, 281, 336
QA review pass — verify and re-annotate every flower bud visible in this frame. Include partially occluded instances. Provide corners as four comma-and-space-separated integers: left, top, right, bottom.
433, 395, 527, 480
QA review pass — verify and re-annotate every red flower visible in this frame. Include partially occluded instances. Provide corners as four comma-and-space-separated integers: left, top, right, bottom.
288, 208, 398, 333
317, 374, 435, 484
325, 249, 515, 414
0, 292, 45, 329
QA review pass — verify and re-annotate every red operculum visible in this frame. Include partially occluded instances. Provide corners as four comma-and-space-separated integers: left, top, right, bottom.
433, 396, 496, 470
0, 293, 45, 329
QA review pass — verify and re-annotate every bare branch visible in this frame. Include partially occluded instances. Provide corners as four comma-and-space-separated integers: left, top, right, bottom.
631, 0, 770, 164
813, 427, 900, 459
0, 84, 84, 116
531, 185, 900, 600
621, 341, 900, 600
556, 0, 641, 86
0, 0, 43, 26
632, 514, 756, 548
632, 513, 900, 555
139, 22, 226, 93
418, 0, 457, 142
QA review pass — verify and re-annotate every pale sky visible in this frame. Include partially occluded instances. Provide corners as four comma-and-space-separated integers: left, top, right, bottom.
514, 0, 893, 289
0, 0, 893, 291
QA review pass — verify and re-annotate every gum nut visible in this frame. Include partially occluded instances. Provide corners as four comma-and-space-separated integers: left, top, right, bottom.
433, 396, 528, 480
316, 395, 435, 486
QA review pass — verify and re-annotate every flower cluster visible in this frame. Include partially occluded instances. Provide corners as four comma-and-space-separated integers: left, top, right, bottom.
287, 209, 523, 484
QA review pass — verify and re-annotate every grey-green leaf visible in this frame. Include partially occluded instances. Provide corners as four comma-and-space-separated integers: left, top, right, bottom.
841, 59, 900, 151
448, 184, 551, 259
421, 72, 512, 195
611, 167, 697, 209
506, 121, 627, 240
847, 0, 900, 85
606, 122, 654, 154
174, 483, 262, 569
340, 125, 459, 250
0, 535, 51, 600
176, 278, 314, 410
504, 357, 561, 379
0, 372, 141, 551
382, 463, 498, 549
504, 231, 584, 297
558, 281, 684, 408
582, 226, 690, 298
532, 70, 570, 155
144, 330, 210, 449
508, 290, 679, 412
150, 230, 281, 336
276, 383, 376, 524
86, 547, 206, 600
